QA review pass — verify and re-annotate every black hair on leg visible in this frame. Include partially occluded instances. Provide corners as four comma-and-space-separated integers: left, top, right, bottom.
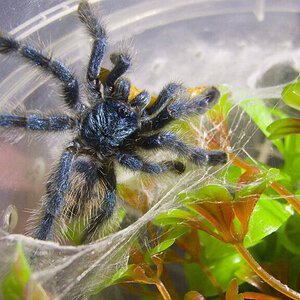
0, 113, 75, 131
117, 151, 185, 174
78, 0, 107, 94
130, 90, 151, 112
32, 147, 76, 240
141, 87, 220, 132
146, 82, 182, 115
105, 53, 131, 95
113, 77, 131, 101
0, 33, 80, 110
138, 132, 227, 166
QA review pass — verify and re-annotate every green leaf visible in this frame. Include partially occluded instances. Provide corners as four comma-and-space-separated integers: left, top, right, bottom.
87, 265, 135, 296
239, 98, 283, 152
267, 118, 300, 139
200, 231, 237, 261
2, 243, 32, 300
180, 185, 233, 205
185, 251, 242, 297
244, 195, 292, 247
150, 226, 189, 255
154, 209, 193, 226
209, 84, 233, 118
194, 185, 233, 203
218, 164, 242, 185
279, 214, 300, 255
150, 239, 176, 255
282, 82, 300, 111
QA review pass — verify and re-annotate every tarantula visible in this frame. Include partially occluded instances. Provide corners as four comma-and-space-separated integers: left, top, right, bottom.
0, 0, 227, 242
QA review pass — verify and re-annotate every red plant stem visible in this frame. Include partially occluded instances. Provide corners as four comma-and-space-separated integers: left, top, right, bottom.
241, 292, 281, 300
210, 115, 231, 148
230, 154, 261, 174
156, 280, 172, 300
270, 181, 300, 215
234, 243, 300, 300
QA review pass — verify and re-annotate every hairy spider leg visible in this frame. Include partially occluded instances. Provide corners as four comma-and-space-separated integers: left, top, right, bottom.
113, 77, 131, 100
0, 33, 80, 110
105, 53, 132, 95
78, 0, 107, 98
0, 113, 75, 131
130, 90, 151, 112
138, 132, 227, 166
32, 148, 76, 240
141, 87, 220, 132
146, 83, 182, 115
117, 151, 185, 174
81, 163, 116, 242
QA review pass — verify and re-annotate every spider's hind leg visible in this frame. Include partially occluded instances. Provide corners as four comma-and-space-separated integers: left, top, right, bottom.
0, 33, 80, 111
81, 162, 117, 243
32, 146, 76, 240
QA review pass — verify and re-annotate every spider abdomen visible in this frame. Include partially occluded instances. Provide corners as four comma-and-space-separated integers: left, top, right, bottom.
80, 101, 138, 154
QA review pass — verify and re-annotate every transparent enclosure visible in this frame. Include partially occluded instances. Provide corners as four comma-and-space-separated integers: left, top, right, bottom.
0, 0, 299, 299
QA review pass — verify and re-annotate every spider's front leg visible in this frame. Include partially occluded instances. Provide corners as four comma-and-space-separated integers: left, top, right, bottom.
32, 145, 77, 240
146, 83, 182, 115
0, 33, 80, 111
130, 90, 151, 112
78, 0, 108, 98
78, 1, 131, 99
137, 85, 227, 166
104, 53, 132, 96
112, 77, 131, 100
113, 78, 151, 112
141, 86, 220, 132
138, 132, 227, 167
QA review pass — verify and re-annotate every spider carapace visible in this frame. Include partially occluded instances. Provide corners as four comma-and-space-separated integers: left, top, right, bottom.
0, 0, 227, 243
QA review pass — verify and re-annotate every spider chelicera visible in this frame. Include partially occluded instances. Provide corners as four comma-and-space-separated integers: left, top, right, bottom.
0, 0, 227, 243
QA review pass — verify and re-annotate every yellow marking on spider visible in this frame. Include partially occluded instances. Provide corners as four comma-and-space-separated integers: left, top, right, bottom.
99, 67, 206, 107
